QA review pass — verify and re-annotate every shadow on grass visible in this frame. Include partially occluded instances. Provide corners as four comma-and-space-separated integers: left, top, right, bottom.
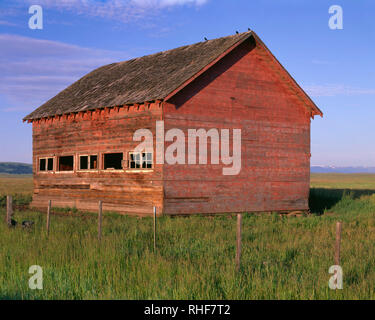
309, 188, 375, 215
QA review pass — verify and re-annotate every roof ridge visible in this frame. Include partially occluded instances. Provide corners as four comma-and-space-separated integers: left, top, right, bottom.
120, 31, 251, 64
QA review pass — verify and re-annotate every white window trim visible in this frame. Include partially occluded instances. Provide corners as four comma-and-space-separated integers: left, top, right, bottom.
125, 169, 154, 173
128, 151, 153, 170
77, 154, 99, 172
38, 156, 55, 173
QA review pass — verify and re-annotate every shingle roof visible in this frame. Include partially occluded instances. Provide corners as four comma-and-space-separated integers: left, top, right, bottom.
24, 32, 253, 120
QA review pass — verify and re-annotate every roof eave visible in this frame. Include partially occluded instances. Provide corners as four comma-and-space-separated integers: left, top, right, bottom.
251, 32, 323, 118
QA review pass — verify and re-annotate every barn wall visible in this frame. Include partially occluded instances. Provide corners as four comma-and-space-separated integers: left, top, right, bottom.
31, 103, 163, 216
163, 38, 311, 215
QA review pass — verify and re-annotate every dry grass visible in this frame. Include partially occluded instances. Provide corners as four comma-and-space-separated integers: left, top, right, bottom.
0, 174, 33, 195
311, 173, 375, 190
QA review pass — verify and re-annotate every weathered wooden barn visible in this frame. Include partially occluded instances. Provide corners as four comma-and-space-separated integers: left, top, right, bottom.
24, 31, 322, 216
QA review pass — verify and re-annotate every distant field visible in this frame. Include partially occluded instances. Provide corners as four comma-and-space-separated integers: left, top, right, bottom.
0, 174, 33, 195
1, 173, 375, 299
311, 173, 375, 190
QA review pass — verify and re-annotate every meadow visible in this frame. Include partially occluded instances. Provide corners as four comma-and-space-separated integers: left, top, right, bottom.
1, 173, 375, 299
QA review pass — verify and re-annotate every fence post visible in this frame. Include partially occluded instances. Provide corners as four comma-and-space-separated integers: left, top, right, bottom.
236, 214, 242, 271
46, 200, 51, 236
98, 201, 103, 241
153, 206, 157, 251
335, 221, 342, 266
6, 195, 13, 226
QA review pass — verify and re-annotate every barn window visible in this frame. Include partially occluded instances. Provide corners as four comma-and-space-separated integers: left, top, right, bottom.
80, 156, 88, 170
39, 158, 46, 171
39, 157, 54, 172
128, 152, 152, 169
103, 153, 123, 170
79, 155, 98, 170
58, 156, 74, 172
47, 158, 54, 171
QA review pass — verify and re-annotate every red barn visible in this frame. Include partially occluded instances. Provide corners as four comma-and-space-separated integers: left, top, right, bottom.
24, 31, 322, 216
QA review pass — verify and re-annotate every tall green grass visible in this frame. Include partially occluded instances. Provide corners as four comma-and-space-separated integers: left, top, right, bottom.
1, 192, 375, 300
1, 173, 375, 299
0, 194, 32, 208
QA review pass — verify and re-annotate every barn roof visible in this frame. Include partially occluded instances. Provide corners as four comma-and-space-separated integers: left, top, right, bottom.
24, 31, 322, 121
24, 32, 253, 121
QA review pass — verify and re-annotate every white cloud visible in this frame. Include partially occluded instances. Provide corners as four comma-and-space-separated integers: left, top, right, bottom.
20, 0, 208, 22
303, 84, 375, 97
0, 34, 129, 112
133, 0, 207, 7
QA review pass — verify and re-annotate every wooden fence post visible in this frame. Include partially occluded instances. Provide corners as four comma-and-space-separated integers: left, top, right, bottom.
236, 214, 242, 271
46, 200, 51, 236
98, 201, 103, 241
6, 195, 13, 226
153, 206, 157, 251
335, 221, 342, 266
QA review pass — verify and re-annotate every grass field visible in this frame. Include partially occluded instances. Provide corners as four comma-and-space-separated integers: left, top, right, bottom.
0, 174, 33, 208
311, 173, 375, 190
1, 173, 375, 299
0, 174, 33, 195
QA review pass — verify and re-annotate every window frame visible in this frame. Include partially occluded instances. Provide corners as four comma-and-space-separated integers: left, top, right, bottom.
127, 151, 153, 171
57, 155, 75, 173
38, 156, 55, 173
78, 154, 99, 172
102, 152, 125, 171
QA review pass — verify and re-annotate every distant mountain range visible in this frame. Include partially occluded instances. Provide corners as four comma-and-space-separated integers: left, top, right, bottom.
0, 162, 32, 174
311, 166, 375, 173
0, 162, 374, 175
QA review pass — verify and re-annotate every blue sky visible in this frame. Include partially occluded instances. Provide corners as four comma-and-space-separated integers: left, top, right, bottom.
0, 0, 374, 166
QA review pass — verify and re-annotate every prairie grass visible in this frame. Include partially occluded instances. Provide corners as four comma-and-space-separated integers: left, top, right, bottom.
0, 174, 33, 195
0, 174, 33, 208
0, 174, 374, 300
311, 173, 375, 190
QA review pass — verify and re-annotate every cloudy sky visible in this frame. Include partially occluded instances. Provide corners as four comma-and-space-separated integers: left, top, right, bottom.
0, 0, 374, 166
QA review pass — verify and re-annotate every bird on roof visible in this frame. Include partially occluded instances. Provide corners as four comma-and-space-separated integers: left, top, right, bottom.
248, 28, 251, 31
204, 37, 208, 41
236, 31, 239, 34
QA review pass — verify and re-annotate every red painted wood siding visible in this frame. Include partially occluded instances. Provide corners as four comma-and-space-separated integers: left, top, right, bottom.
163, 38, 311, 214
31, 103, 163, 216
